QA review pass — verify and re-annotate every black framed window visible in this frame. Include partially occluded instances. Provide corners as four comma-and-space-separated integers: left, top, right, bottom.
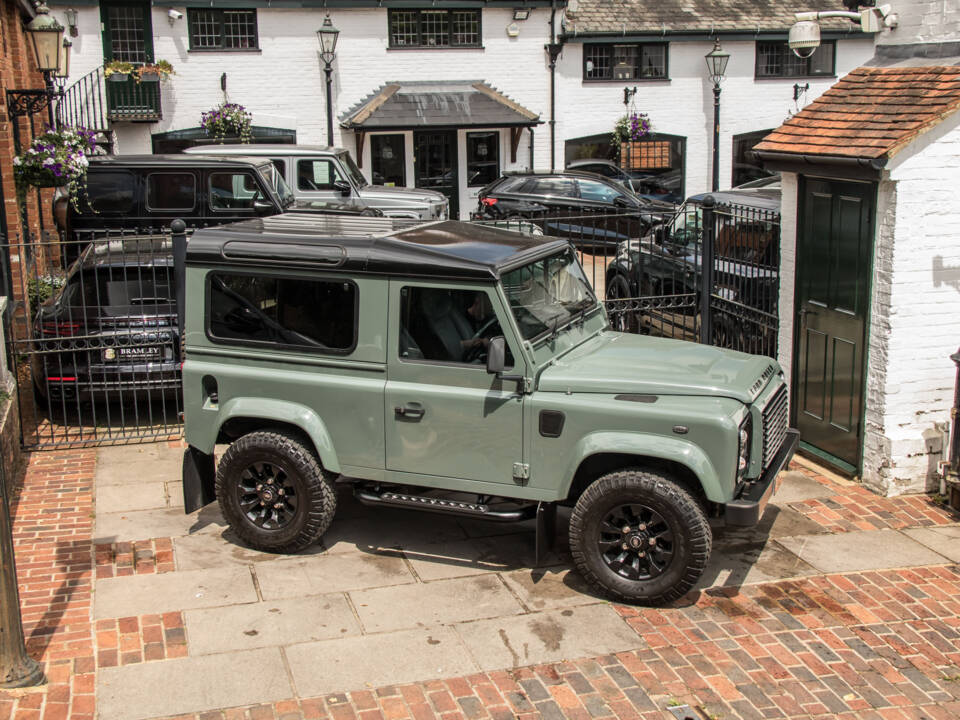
584, 43, 667, 81
208, 172, 261, 211
388, 9, 481, 48
146, 173, 196, 211
296, 160, 345, 191
371, 135, 406, 187
756, 40, 834, 78
731, 130, 775, 187
83, 171, 135, 214
188, 8, 258, 51
466, 132, 499, 188
209, 273, 357, 353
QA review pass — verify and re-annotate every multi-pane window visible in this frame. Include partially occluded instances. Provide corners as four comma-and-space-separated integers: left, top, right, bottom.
756, 40, 834, 77
107, 5, 148, 63
584, 43, 667, 81
388, 9, 481, 48
188, 9, 258, 51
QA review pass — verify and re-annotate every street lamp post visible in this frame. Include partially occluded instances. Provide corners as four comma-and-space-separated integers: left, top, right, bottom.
317, 14, 340, 147
704, 39, 730, 193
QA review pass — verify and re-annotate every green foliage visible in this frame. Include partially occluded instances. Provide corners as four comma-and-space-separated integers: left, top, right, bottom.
27, 274, 65, 312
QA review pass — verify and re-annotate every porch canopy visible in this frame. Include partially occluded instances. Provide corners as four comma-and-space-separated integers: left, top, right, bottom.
339, 80, 542, 165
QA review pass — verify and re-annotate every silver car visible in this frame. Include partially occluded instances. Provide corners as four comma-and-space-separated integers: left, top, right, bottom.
185, 144, 448, 220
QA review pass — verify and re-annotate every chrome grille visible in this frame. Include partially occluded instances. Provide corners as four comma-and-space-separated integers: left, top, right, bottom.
761, 384, 789, 469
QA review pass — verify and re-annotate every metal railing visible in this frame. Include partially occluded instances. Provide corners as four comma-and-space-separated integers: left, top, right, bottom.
105, 73, 161, 122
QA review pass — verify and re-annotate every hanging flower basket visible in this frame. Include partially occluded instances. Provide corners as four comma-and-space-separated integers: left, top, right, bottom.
201, 102, 253, 144
13, 126, 97, 207
611, 112, 652, 147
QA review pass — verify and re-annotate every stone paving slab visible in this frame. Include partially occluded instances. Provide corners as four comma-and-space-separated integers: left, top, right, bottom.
255, 550, 417, 599
96, 481, 168, 513
95, 506, 206, 544
499, 566, 602, 611
94, 565, 258, 618
286, 626, 478, 697
777, 527, 951, 573
401, 532, 546, 581
319, 508, 472, 553
903, 524, 960, 562
769, 470, 836, 503
455, 604, 638, 671
173, 525, 324, 570
698, 537, 819, 588
97, 648, 292, 720
184, 594, 362, 655
350, 574, 524, 633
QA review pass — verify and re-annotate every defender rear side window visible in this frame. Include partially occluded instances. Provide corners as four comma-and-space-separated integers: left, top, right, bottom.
147, 173, 196, 211
208, 273, 357, 353
209, 172, 262, 211
84, 171, 135, 213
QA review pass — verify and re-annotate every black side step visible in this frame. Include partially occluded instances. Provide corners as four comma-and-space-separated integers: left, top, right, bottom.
353, 487, 536, 522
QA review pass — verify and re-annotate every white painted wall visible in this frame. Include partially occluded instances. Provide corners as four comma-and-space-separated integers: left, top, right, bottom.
875, 0, 960, 47
554, 37, 875, 196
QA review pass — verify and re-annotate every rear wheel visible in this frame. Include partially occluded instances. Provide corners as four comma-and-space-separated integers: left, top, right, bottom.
569, 469, 711, 605
216, 430, 337, 553
605, 274, 638, 333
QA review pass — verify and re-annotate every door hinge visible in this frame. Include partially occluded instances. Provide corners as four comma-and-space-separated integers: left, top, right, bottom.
522, 377, 533, 393
512, 462, 530, 481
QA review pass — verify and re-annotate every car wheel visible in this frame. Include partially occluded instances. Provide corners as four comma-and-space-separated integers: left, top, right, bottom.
569, 469, 711, 605
605, 274, 638, 333
216, 430, 337, 553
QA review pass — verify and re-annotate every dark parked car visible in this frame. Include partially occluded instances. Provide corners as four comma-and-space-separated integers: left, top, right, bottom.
472, 171, 673, 250
565, 160, 684, 204
605, 187, 780, 348
32, 236, 180, 406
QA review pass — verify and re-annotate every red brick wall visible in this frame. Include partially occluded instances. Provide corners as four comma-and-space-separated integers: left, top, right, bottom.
0, 0, 57, 306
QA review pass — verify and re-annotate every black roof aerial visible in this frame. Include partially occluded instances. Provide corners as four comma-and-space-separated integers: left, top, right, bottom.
186, 215, 569, 281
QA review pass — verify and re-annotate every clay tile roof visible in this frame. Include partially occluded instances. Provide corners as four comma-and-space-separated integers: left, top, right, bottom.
564, 0, 854, 34
754, 66, 960, 160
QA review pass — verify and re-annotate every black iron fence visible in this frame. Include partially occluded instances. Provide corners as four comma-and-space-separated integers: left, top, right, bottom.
2, 230, 182, 449
3, 202, 778, 449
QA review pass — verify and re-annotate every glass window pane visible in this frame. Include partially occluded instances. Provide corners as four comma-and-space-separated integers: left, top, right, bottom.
390, 10, 418, 46
371, 135, 406, 187
399, 287, 512, 366
85, 172, 135, 213
223, 10, 257, 49
421, 10, 449, 47
189, 9, 220, 49
809, 42, 834, 75
147, 173, 196, 210
297, 160, 343, 191
210, 274, 356, 351
756, 42, 781, 77
530, 178, 576, 197
451, 10, 479, 46
107, 6, 148, 63
209, 172, 261, 210
577, 179, 621, 203
466, 132, 499, 188
585, 45, 611, 79
641, 45, 666, 78
613, 45, 638, 80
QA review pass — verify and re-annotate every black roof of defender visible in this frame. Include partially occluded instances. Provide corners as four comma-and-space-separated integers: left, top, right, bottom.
186, 214, 570, 281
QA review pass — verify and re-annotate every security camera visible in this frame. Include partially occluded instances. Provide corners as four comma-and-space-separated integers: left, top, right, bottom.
788, 20, 820, 58
168, 9, 183, 21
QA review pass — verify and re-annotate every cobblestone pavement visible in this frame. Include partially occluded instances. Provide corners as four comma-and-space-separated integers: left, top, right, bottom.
2, 446, 960, 720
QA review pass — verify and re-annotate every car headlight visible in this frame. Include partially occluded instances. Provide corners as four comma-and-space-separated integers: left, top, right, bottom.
737, 415, 752, 479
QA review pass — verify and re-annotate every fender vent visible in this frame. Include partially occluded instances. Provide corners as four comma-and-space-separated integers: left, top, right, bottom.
539, 410, 565, 438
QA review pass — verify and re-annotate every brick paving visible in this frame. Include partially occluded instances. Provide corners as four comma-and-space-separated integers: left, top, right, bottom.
4, 448, 960, 720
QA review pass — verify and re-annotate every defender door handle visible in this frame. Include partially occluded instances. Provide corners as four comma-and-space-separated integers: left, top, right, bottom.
394, 403, 425, 420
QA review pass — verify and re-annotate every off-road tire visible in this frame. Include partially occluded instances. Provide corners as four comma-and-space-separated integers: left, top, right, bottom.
569, 469, 711, 605
606, 273, 638, 333
216, 430, 337, 553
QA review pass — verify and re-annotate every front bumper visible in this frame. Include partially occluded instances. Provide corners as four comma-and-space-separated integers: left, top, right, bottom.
724, 428, 800, 526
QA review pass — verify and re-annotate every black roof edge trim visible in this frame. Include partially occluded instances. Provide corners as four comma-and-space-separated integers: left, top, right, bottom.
751, 149, 886, 179
340, 121, 542, 131
561, 29, 866, 43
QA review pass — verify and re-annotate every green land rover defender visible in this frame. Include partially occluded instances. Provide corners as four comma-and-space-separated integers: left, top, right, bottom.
179, 213, 798, 605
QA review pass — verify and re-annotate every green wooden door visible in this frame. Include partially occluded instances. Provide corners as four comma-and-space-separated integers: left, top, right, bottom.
794, 178, 875, 473
100, 2, 160, 121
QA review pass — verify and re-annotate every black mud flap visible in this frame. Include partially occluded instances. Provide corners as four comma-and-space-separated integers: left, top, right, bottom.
535, 501, 557, 566
182, 446, 216, 514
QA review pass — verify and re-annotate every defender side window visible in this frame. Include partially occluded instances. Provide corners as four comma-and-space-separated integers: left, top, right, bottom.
297, 160, 345, 191
83, 171, 135, 214
146, 172, 196, 211
399, 286, 513, 367
209, 172, 262, 211
208, 273, 357, 353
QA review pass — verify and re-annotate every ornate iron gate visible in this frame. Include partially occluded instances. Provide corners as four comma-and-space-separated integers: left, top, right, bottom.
2, 230, 183, 449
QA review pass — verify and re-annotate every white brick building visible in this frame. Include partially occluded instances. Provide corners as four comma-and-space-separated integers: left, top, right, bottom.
50, 0, 874, 218
756, 2, 960, 494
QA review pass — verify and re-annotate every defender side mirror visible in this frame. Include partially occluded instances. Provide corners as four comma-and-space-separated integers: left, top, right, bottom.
487, 336, 525, 387
253, 199, 275, 215
333, 180, 352, 196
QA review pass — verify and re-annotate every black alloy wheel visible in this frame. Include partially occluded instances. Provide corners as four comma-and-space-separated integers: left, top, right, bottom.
235, 460, 300, 530
605, 274, 638, 333
569, 469, 711, 605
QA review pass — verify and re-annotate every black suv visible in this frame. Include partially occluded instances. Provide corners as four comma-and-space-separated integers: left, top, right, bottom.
473, 171, 673, 250
565, 160, 684, 204
32, 237, 179, 406
56, 155, 378, 242
605, 188, 780, 350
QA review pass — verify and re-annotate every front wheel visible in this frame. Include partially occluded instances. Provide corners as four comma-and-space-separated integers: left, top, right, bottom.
605, 274, 638, 333
216, 430, 337, 553
569, 469, 711, 605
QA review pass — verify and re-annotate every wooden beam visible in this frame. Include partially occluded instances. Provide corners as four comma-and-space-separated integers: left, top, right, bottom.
510, 127, 523, 164
355, 131, 366, 168
348, 84, 401, 127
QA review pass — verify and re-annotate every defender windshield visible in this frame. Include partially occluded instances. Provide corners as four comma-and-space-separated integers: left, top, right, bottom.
502, 249, 597, 341
261, 165, 295, 207
341, 153, 368, 189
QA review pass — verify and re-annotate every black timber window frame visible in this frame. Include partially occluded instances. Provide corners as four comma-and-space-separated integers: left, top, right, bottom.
755, 40, 835, 78
583, 42, 668, 82
388, 8, 482, 49
188, 8, 259, 52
